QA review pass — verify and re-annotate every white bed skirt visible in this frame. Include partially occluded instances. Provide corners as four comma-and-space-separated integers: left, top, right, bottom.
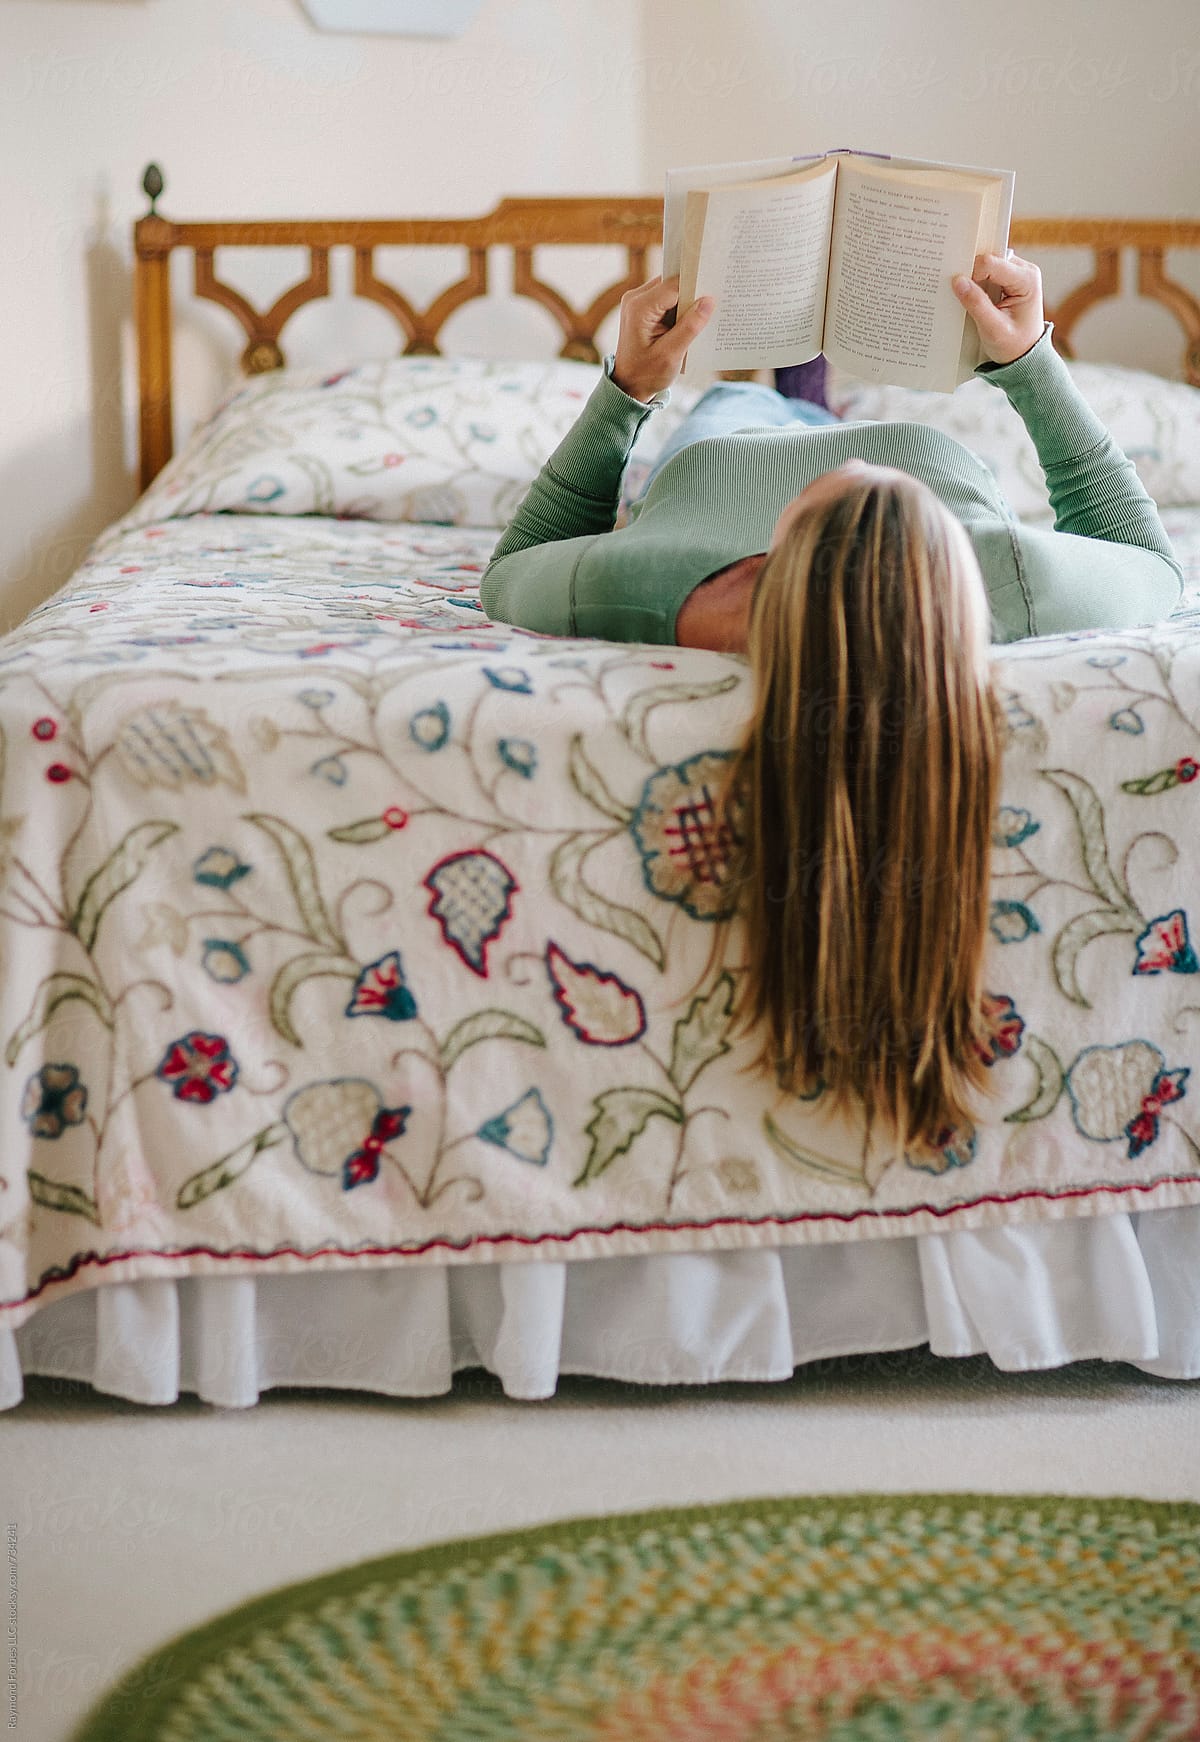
5, 1208, 1200, 1408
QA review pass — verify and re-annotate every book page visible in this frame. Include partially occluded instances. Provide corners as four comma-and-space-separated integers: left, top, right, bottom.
679, 159, 838, 375
663, 155, 806, 279
823, 158, 990, 391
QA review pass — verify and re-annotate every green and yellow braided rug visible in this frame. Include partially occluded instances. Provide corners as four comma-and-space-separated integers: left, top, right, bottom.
74, 1493, 1200, 1741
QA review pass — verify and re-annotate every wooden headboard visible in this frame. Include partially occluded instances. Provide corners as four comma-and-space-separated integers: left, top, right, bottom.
133, 163, 1200, 492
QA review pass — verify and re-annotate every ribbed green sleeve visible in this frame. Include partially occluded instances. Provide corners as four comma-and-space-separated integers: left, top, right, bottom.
975, 322, 1182, 636
480, 365, 665, 633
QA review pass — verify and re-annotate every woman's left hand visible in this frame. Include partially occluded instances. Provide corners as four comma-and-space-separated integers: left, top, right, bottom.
611, 276, 715, 403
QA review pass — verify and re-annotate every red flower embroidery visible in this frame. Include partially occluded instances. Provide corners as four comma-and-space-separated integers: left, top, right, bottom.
156, 1031, 239, 1104
1125, 1066, 1189, 1158
45, 764, 73, 784
343, 1105, 410, 1189
382, 807, 409, 831
1176, 757, 1199, 784
32, 718, 57, 741
973, 992, 1025, 1067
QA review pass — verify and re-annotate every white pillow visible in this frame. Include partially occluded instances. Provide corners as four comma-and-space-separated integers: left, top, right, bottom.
121, 357, 604, 531
826, 359, 1200, 521
124, 355, 704, 533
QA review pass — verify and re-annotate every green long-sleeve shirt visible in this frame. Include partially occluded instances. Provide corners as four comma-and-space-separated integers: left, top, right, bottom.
481, 323, 1183, 646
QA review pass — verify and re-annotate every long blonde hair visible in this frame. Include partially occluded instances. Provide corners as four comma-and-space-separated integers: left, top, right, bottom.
708, 471, 1004, 1156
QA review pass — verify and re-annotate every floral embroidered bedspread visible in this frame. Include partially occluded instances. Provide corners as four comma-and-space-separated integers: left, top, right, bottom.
4, 507, 1200, 1327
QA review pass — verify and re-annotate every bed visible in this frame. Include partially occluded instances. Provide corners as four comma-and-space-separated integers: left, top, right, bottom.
4, 176, 1200, 1408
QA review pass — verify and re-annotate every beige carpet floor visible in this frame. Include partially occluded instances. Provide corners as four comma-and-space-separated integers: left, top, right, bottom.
6, 1352, 1200, 1742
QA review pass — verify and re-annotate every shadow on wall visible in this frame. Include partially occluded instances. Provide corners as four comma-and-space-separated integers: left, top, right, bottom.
1, 193, 136, 636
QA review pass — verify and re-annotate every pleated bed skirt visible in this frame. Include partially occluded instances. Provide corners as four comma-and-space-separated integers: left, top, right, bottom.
5, 1207, 1199, 1409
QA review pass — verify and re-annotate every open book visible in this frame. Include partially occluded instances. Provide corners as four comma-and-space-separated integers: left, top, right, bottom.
665, 149, 1015, 393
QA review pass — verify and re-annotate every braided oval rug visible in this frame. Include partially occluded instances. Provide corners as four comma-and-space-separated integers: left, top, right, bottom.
73, 1493, 1200, 1741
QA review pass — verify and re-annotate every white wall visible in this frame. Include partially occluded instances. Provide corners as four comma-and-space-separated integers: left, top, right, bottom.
0, 0, 645, 629
2, 0, 1198, 627
640, 0, 1200, 377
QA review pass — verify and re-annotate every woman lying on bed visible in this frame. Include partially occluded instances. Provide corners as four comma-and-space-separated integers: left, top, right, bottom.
480, 253, 1184, 1161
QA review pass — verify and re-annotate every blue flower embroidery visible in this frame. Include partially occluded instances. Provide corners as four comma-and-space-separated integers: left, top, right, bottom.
21, 1064, 87, 1139
991, 806, 1040, 849
245, 476, 286, 504
202, 939, 250, 984
483, 666, 532, 693
1109, 708, 1144, 734
989, 900, 1041, 944
311, 756, 348, 786
410, 702, 450, 751
498, 738, 537, 779
193, 847, 251, 890
477, 1089, 553, 1166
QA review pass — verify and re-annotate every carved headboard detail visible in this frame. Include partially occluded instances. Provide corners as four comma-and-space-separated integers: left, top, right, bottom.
134, 164, 1200, 491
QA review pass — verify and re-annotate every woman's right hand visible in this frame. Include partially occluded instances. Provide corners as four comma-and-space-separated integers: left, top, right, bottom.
611, 276, 715, 403
952, 251, 1045, 366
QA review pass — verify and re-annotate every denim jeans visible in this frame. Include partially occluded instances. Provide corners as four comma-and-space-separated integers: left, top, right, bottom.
641, 380, 840, 497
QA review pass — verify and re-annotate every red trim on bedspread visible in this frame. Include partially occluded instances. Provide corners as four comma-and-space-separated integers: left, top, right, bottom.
7, 1169, 1199, 1317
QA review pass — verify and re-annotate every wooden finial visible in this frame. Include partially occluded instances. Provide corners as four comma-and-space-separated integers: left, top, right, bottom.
142, 163, 165, 216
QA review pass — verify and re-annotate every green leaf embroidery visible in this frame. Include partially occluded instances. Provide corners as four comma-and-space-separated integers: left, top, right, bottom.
1121, 767, 1182, 796
27, 1172, 101, 1224
177, 1122, 288, 1210
574, 1087, 682, 1187
1040, 768, 1134, 912
246, 813, 344, 951
622, 675, 742, 763
762, 1112, 866, 1187
567, 734, 633, 824
69, 820, 179, 953
289, 453, 336, 517
1052, 907, 1140, 1008
5, 973, 115, 1068
328, 816, 394, 845
551, 834, 664, 969
438, 1009, 546, 1073
269, 951, 357, 1048
669, 971, 736, 1095
1004, 1033, 1066, 1123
